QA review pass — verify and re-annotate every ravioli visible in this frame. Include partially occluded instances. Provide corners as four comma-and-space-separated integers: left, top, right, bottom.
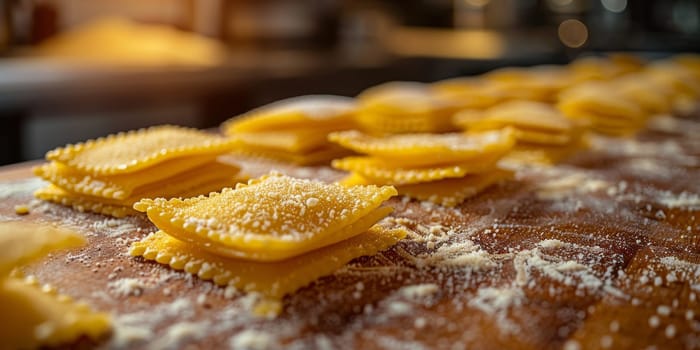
232, 130, 332, 153
455, 101, 584, 149
356, 81, 459, 133
482, 66, 573, 102
46, 125, 236, 175
613, 75, 673, 115
35, 157, 236, 200
222, 95, 356, 134
331, 155, 501, 185
395, 170, 512, 207
431, 77, 504, 109
569, 55, 643, 82
0, 222, 110, 349
134, 172, 398, 261
130, 227, 406, 300
0, 277, 111, 349
328, 129, 516, 167
232, 142, 352, 166
0, 222, 84, 276
222, 96, 358, 164
558, 84, 646, 121
557, 82, 648, 135
35, 126, 244, 217
34, 185, 137, 218
464, 100, 574, 133
344, 170, 512, 207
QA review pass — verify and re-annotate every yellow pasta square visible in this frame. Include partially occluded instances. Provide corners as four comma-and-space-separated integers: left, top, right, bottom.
331, 155, 501, 185
395, 169, 513, 207
0, 222, 110, 349
133, 172, 397, 261
613, 75, 672, 114
358, 81, 450, 114
328, 129, 516, 167
129, 227, 406, 299
233, 130, 331, 153
34, 154, 226, 200
46, 125, 236, 175
355, 110, 455, 134
431, 77, 504, 109
0, 277, 111, 349
356, 82, 459, 133
232, 142, 353, 166
512, 129, 574, 146
35, 185, 137, 218
0, 222, 84, 277
222, 95, 356, 134
466, 100, 574, 133
558, 83, 646, 122
34, 167, 245, 218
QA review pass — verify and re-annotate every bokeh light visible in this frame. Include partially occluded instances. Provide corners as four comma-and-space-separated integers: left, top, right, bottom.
601, 0, 628, 13
558, 19, 588, 48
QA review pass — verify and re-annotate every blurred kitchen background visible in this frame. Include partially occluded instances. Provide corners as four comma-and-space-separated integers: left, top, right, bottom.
0, 0, 698, 165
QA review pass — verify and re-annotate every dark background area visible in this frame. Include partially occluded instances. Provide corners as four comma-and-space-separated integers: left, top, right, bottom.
0, 0, 698, 165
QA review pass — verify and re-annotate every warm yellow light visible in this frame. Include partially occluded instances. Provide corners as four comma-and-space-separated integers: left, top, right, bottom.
558, 19, 588, 48
464, 0, 491, 8
386, 28, 505, 60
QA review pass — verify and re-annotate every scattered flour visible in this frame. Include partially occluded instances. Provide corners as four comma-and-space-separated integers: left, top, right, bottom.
0, 178, 45, 200
229, 329, 277, 350
150, 321, 210, 350
657, 191, 700, 210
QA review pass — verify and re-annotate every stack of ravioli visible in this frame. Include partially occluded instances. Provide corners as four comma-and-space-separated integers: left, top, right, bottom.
221, 95, 357, 165
454, 100, 587, 164
557, 82, 651, 136
478, 65, 575, 103
558, 57, 700, 136
329, 129, 516, 207
34, 125, 243, 217
130, 172, 405, 313
355, 82, 461, 134
431, 64, 575, 112
0, 222, 110, 349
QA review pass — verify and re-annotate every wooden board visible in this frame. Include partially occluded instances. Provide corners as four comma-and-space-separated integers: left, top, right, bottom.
1, 113, 700, 349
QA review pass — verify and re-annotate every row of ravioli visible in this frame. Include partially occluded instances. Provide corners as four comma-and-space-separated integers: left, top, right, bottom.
33, 54, 700, 218
222, 53, 700, 207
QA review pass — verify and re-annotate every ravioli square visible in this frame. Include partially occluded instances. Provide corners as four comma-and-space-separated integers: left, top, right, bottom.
35, 162, 245, 218
129, 227, 406, 300
328, 129, 516, 168
0, 222, 84, 277
356, 81, 460, 133
46, 125, 236, 175
0, 277, 111, 349
340, 170, 512, 207
331, 155, 501, 185
557, 83, 646, 122
35, 185, 137, 218
0, 222, 110, 349
232, 142, 352, 166
232, 130, 332, 153
133, 172, 398, 261
465, 100, 575, 133
395, 169, 513, 207
222, 95, 356, 134
431, 77, 504, 109
34, 156, 235, 200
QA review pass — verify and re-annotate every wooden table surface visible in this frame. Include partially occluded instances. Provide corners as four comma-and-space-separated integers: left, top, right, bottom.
2, 116, 700, 349
0, 160, 37, 180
